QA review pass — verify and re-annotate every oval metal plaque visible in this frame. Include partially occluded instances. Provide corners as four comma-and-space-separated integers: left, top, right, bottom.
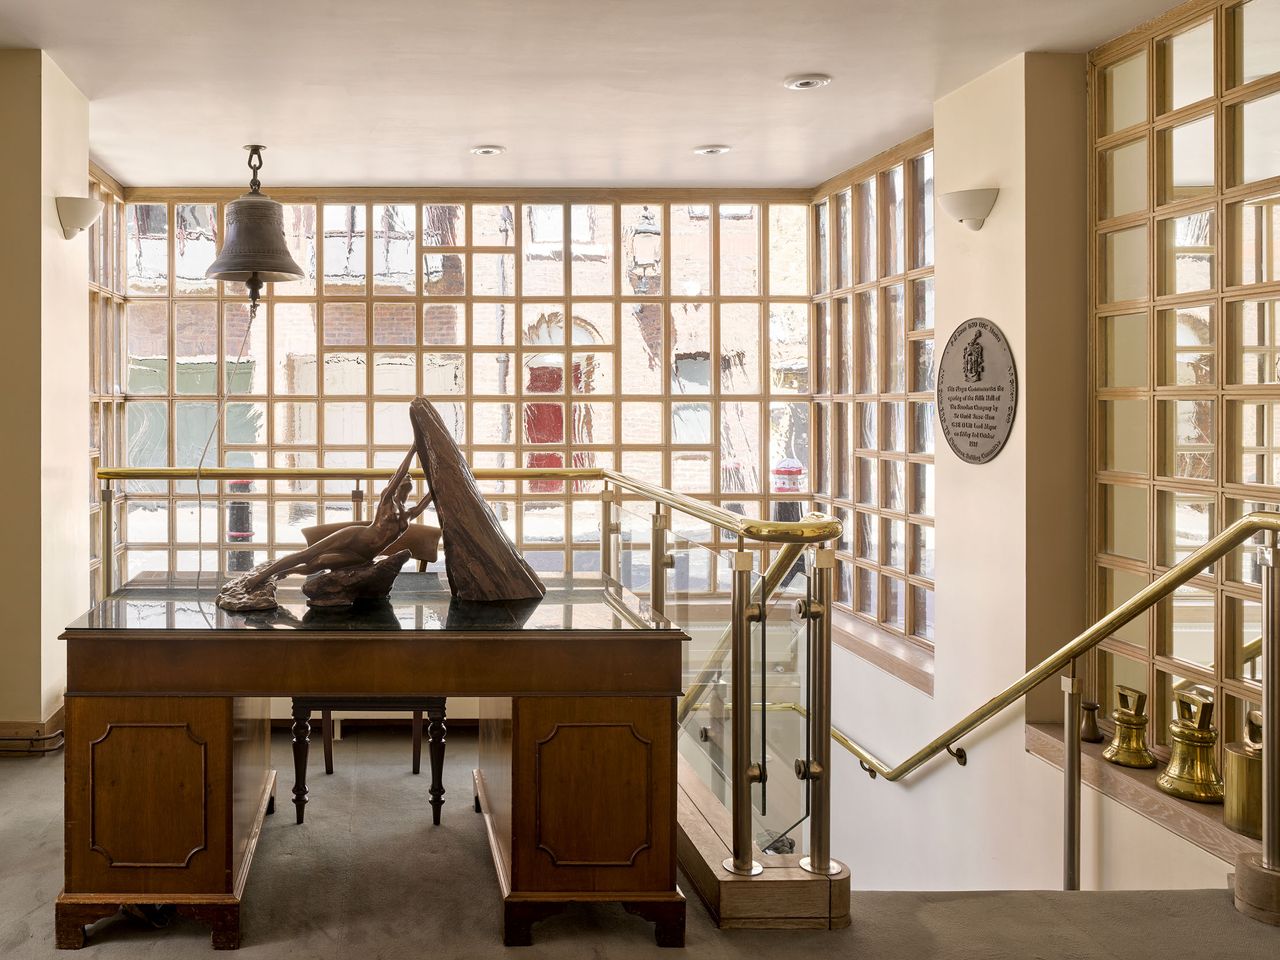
936, 317, 1018, 465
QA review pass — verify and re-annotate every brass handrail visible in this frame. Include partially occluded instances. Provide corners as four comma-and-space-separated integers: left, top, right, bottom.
835, 511, 1280, 782
96, 466, 842, 546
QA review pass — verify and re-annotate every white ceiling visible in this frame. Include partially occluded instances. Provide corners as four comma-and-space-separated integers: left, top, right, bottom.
0, 0, 1174, 188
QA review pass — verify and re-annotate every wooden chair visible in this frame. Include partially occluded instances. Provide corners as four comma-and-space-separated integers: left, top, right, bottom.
290, 697, 447, 825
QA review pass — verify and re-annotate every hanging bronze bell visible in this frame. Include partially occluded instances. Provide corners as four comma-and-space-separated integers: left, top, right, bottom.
206, 145, 304, 300
1157, 691, 1224, 803
1103, 685, 1156, 768
1224, 710, 1263, 839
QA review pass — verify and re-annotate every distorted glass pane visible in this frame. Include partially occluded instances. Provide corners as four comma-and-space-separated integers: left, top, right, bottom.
1102, 483, 1147, 561
814, 300, 830, 395
472, 401, 516, 445
1100, 312, 1147, 388
571, 351, 612, 395
125, 402, 168, 478
422, 204, 464, 246
885, 283, 905, 392
837, 297, 853, 392
670, 207, 711, 299
1158, 209, 1214, 295
856, 511, 878, 560
1236, 88, 1280, 184
1230, 595, 1264, 682
1157, 489, 1213, 566
835, 190, 851, 288
768, 303, 809, 393
372, 302, 418, 345
126, 301, 168, 394
273, 401, 316, 445
910, 524, 935, 579
882, 575, 905, 629
1101, 398, 1149, 473
174, 301, 217, 395
910, 401, 934, 455
621, 204, 664, 295
620, 303, 663, 394
1103, 566, 1150, 647
276, 204, 317, 296
126, 203, 168, 296
672, 401, 712, 445
911, 276, 934, 333
1159, 305, 1214, 385
719, 303, 760, 394
882, 460, 905, 512
911, 463, 934, 518
856, 290, 877, 393
857, 457, 877, 505
373, 352, 417, 394
273, 303, 317, 395
883, 165, 905, 277
523, 204, 564, 296
225, 402, 266, 445
224, 302, 266, 394
323, 352, 365, 395
524, 402, 564, 444
670, 303, 712, 394
1236, 399, 1280, 484
1158, 20, 1214, 113
174, 203, 217, 296
372, 204, 415, 295
321, 302, 366, 347
911, 152, 934, 268
836, 402, 851, 498
1160, 114, 1214, 203
523, 351, 562, 394
1231, 191, 1280, 285
767, 204, 808, 295
1102, 225, 1148, 303
1232, 298, 1280, 384
911, 339, 936, 392
569, 302, 612, 345
719, 204, 759, 295
571, 204, 613, 295
1162, 585, 1215, 670
273, 500, 318, 546
720, 401, 761, 493
855, 177, 877, 283
911, 586, 935, 642
323, 204, 366, 294
1101, 50, 1148, 133
472, 302, 516, 345
472, 204, 514, 246
571, 401, 614, 446
813, 200, 829, 294
768, 402, 809, 490
323, 402, 366, 445
422, 252, 466, 296
856, 565, 877, 617
857, 401, 877, 449
1233, 0, 1280, 86
671, 451, 712, 493
1103, 138, 1148, 218
1158, 398, 1215, 480
884, 401, 906, 452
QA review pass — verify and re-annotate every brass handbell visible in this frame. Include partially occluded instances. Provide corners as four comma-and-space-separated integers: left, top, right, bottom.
1157, 691, 1224, 803
1103, 685, 1156, 768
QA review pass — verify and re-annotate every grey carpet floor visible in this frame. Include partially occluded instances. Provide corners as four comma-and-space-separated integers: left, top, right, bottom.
2, 728, 1277, 960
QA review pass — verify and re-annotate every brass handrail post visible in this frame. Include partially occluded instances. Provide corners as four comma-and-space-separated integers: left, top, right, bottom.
798, 547, 842, 876
650, 504, 671, 616
1261, 531, 1279, 872
99, 482, 113, 599
724, 547, 763, 876
351, 484, 365, 522
1062, 667, 1082, 891
599, 482, 615, 579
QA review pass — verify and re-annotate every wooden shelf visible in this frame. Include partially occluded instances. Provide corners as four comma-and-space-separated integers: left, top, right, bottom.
1025, 723, 1259, 864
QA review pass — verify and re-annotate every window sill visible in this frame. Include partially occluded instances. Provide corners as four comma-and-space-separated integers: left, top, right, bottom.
1025, 722, 1260, 864
832, 610, 934, 696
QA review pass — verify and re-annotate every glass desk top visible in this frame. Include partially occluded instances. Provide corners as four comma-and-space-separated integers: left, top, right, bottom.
68, 572, 670, 634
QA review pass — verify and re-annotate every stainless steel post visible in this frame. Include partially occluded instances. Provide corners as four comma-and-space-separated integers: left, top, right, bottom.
1261, 531, 1279, 871
99, 483, 113, 598
599, 483, 613, 580
351, 485, 365, 522
650, 504, 670, 616
800, 547, 842, 876
723, 548, 762, 876
1063, 671, 1082, 891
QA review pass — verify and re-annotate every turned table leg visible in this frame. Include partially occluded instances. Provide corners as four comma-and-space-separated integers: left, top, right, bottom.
322, 709, 334, 775
291, 702, 310, 824
427, 697, 446, 826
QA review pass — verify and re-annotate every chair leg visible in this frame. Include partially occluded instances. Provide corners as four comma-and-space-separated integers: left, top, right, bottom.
411, 710, 423, 775
322, 710, 334, 775
427, 698, 447, 826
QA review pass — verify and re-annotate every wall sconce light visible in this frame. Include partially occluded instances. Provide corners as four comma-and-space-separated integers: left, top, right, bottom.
938, 188, 1000, 231
56, 196, 104, 239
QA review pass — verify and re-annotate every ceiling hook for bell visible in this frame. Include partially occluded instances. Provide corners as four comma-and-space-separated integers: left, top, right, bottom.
245, 144, 265, 194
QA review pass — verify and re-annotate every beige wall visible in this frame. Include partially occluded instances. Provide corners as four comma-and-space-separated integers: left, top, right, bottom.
827, 52, 1230, 891
0, 50, 89, 724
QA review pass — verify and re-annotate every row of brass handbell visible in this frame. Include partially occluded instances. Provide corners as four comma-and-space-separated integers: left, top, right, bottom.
1102, 686, 1263, 837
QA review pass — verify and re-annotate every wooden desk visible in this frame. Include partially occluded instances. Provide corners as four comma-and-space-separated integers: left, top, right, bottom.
57, 574, 687, 949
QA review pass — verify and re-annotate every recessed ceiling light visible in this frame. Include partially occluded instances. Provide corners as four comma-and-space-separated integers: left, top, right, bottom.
470, 144, 506, 156
693, 144, 732, 156
783, 73, 832, 91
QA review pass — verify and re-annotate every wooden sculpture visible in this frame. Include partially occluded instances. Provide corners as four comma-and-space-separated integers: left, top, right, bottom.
410, 397, 546, 601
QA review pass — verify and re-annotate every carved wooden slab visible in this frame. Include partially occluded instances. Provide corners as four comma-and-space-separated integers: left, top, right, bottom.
410, 397, 546, 601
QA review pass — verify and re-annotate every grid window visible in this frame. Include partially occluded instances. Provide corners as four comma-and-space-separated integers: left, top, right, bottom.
1089, 2, 1278, 760
813, 141, 936, 649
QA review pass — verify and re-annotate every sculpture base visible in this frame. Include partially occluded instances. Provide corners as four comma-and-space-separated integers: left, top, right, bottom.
215, 566, 278, 612
303, 550, 412, 608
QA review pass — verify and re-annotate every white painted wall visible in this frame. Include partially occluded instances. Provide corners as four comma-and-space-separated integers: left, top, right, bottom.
827, 53, 1232, 891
